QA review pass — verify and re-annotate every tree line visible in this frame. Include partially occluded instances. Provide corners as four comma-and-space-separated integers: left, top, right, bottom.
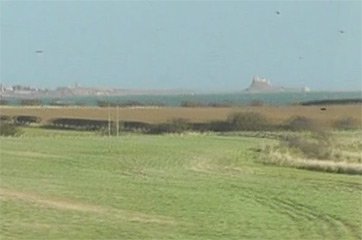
0, 113, 360, 136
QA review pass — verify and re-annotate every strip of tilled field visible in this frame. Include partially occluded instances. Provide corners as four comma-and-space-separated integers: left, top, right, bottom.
1, 105, 361, 125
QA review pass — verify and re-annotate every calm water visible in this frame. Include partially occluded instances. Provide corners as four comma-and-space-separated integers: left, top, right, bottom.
4, 91, 362, 106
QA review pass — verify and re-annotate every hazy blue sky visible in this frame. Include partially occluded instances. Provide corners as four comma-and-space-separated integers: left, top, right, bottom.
1, 0, 361, 91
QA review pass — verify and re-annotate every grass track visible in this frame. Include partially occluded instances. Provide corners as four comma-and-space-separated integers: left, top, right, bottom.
1, 128, 361, 239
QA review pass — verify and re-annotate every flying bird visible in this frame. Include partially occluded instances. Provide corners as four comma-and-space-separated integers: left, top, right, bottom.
275, 11, 281, 15
339, 30, 345, 34
35, 50, 43, 54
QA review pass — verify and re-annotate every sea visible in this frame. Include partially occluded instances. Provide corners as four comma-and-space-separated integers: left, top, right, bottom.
3, 91, 362, 106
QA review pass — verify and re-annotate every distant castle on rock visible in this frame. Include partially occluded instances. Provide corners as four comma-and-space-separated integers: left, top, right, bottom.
245, 76, 310, 93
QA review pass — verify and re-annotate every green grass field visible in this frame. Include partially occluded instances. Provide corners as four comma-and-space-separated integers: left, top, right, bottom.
1, 128, 361, 239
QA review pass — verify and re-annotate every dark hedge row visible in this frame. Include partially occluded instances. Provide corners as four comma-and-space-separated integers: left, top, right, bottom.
44, 113, 362, 134
48, 118, 110, 130
2, 112, 357, 135
0, 123, 21, 136
0, 115, 41, 125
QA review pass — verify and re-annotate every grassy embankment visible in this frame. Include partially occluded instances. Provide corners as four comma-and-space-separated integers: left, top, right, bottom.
1, 127, 361, 239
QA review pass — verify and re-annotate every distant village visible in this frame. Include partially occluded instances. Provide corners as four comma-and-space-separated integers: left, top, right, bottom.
0, 83, 191, 99
0, 84, 128, 98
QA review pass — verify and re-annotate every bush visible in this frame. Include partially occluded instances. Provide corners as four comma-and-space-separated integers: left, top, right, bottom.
0, 123, 21, 136
206, 121, 233, 132
0, 115, 13, 123
14, 116, 41, 125
48, 118, 109, 130
169, 118, 190, 132
227, 112, 270, 131
148, 118, 190, 134
333, 117, 361, 130
123, 121, 151, 132
282, 132, 332, 159
284, 116, 317, 131
97, 121, 124, 136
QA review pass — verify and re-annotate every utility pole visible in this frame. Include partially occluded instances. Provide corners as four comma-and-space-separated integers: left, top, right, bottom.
116, 105, 119, 137
108, 103, 111, 137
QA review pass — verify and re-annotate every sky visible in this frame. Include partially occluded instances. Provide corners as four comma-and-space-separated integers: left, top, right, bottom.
0, 0, 361, 92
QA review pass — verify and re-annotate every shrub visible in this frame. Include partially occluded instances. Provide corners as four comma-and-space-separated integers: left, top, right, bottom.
48, 118, 109, 130
97, 121, 124, 136
123, 121, 151, 132
169, 118, 190, 132
0, 123, 21, 136
148, 118, 190, 134
227, 112, 270, 131
265, 151, 362, 175
189, 121, 235, 132
284, 116, 317, 131
0, 115, 13, 123
282, 132, 332, 159
206, 121, 233, 132
333, 117, 361, 130
14, 116, 41, 125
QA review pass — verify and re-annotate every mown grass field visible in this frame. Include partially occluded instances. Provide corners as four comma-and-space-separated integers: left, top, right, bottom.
1, 128, 362, 239
1, 104, 361, 126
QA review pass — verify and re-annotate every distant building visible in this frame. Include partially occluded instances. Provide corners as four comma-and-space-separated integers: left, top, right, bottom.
302, 86, 311, 92
246, 76, 276, 92
245, 76, 311, 93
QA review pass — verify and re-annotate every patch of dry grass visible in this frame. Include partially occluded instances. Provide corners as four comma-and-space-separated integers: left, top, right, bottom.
262, 131, 362, 174
265, 151, 362, 175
